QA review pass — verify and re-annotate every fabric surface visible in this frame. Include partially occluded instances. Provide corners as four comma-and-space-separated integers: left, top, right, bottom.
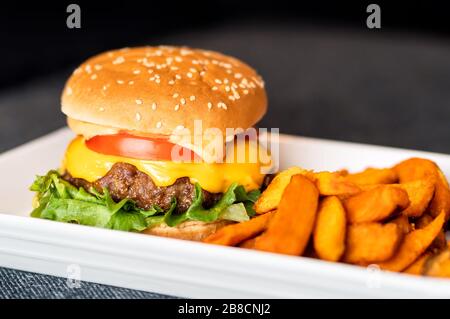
0, 20, 449, 298
0, 268, 172, 299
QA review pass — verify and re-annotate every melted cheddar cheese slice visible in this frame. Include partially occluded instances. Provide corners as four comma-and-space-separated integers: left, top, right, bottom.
62, 136, 267, 193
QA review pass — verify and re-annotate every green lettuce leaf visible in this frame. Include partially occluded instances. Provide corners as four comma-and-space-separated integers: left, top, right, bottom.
30, 171, 157, 232
30, 170, 262, 231
234, 185, 260, 217
220, 203, 249, 222
162, 183, 256, 227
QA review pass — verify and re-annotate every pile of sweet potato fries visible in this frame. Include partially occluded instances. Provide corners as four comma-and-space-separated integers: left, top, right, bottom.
203, 158, 450, 278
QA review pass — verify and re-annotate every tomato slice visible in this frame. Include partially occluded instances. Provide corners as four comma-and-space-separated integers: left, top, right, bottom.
85, 133, 200, 161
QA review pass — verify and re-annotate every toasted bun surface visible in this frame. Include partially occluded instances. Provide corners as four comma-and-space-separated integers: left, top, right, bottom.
142, 220, 232, 241
62, 46, 267, 135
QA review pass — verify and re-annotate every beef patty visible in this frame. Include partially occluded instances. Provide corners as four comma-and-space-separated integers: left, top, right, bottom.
63, 162, 222, 213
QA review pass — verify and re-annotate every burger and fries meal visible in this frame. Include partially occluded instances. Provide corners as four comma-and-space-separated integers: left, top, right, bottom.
29, 46, 450, 280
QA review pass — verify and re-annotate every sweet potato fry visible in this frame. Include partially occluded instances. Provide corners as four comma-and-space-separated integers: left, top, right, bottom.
423, 249, 450, 278
415, 213, 447, 251
377, 212, 445, 272
344, 185, 410, 224
415, 213, 433, 229
254, 167, 308, 214
254, 174, 319, 255
239, 237, 257, 249
397, 179, 435, 217
307, 171, 361, 197
394, 158, 450, 218
344, 222, 403, 264
345, 168, 398, 186
360, 179, 436, 218
390, 215, 412, 234
403, 252, 432, 275
433, 168, 450, 218
203, 211, 275, 246
313, 196, 346, 262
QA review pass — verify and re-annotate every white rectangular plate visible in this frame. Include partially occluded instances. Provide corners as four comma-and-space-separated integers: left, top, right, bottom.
1, 128, 450, 298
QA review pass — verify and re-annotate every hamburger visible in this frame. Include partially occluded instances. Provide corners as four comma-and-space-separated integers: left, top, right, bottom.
30, 46, 270, 241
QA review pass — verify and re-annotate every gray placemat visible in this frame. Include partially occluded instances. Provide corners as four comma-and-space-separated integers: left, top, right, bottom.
0, 267, 173, 299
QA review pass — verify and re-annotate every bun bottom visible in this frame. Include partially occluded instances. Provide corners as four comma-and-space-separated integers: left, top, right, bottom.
142, 220, 232, 241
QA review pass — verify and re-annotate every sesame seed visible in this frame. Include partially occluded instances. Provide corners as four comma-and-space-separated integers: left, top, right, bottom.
183, 49, 193, 56
173, 93, 179, 98
151, 102, 157, 110
212, 86, 218, 91
218, 102, 227, 110
155, 79, 161, 83
225, 86, 230, 92
133, 69, 141, 74
170, 66, 179, 71
128, 81, 134, 85
175, 74, 182, 80
90, 74, 97, 80
214, 79, 222, 84
112, 56, 125, 65
189, 68, 197, 73
228, 96, 235, 101
94, 64, 102, 70
187, 72, 193, 78
243, 89, 249, 95
226, 69, 232, 74
135, 99, 143, 105
207, 102, 212, 110
102, 85, 109, 91
200, 71, 206, 76
168, 80, 175, 85
175, 57, 182, 62
189, 95, 196, 101
174, 104, 180, 111
224, 79, 229, 84
148, 69, 154, 74
156, 121, 162, 128
234, 73, 242, 79
180, 98, 186, 105
116, 80, 124, 84
135, 112, 141, 121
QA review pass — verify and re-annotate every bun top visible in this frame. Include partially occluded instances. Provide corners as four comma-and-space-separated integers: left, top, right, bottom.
61, 46, 267, 135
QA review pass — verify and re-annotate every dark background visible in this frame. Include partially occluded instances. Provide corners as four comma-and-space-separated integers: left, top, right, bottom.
1, 1, 450, 154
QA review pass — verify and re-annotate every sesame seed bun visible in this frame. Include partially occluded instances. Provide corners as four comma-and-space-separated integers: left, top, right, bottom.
142, 220, 232, 241
61, 46, 267, 135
